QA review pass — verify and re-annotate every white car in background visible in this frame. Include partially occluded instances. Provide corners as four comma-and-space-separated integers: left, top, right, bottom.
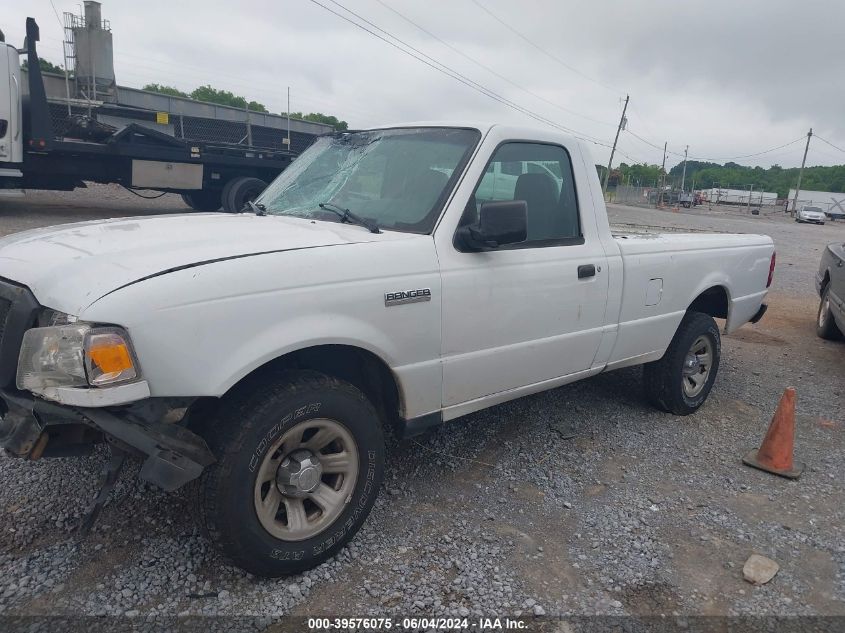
797, 206, 827, 225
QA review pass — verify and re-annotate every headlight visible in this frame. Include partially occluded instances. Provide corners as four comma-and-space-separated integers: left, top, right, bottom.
17, 323, 140, 391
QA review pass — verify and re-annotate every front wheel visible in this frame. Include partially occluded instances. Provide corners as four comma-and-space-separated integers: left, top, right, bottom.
643, 311, 721, 415
817, 286, 843, 340
196, 370, 385, 576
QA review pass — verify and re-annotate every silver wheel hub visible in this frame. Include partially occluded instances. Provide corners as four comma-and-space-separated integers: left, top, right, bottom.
682, 335, 713, 398
253, 418, 359, 542
682, 354, 701, 376
276, 449, 323, 497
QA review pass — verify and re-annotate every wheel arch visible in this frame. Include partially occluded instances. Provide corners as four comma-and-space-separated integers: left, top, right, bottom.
820, 269, 831, 293
191, 343, 404, 431
687, 284, 730, 320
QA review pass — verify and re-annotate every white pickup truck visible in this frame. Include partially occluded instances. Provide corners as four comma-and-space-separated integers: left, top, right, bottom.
0, 123, 774, 576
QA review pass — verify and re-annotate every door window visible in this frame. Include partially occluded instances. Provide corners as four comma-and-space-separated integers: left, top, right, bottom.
468, 142, 581, 245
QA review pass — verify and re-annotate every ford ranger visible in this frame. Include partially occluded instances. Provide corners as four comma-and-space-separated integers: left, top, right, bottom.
0, 123, 775, 576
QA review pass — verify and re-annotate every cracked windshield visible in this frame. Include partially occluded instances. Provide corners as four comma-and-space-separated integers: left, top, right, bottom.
257, 127, 480, 233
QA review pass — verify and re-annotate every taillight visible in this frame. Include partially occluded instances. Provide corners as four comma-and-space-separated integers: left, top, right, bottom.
767, 252, 776, 288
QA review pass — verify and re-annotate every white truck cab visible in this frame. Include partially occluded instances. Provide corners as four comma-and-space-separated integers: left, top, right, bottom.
0, 36, 23, 169
0, 122, 774, 576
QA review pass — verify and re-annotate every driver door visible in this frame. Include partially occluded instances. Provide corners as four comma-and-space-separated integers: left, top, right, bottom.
437, 140, 609, 409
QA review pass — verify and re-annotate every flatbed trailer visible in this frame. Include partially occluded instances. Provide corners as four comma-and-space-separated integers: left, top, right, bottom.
1, 18, 329, 211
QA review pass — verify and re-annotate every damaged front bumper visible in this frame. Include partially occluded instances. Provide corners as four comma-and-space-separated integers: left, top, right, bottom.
0, 389, 215, 491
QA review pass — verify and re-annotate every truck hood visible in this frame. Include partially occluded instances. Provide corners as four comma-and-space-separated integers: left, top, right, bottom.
0, 213, 406, 315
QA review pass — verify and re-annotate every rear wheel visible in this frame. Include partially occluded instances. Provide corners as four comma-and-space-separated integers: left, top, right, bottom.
224, 177, 268, 213
181, 190, 222, 211
817, 286, 843, 340
196, 370, 384, 576
644, 311, 721, 415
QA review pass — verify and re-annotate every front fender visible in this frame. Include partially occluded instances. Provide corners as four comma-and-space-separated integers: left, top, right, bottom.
80, 238, 444, 418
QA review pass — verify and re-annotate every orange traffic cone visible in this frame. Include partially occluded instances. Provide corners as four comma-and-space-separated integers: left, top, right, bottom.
742, 387, 804, 479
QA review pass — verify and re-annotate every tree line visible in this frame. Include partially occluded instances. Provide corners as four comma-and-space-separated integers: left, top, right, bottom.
600, 159, 845, 198
26, 56, 350, 130
142, 84, 348, 131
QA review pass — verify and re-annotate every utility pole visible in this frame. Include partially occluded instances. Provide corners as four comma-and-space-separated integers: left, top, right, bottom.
603, 94, 629, 194
680, 145, 689, 192
747, 183, 754, 212
790, 128, 812, 216
655, 141, 667, 207
285, 86, 291, 151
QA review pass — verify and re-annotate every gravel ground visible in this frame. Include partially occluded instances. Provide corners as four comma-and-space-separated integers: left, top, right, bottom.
0, 187, 842, 623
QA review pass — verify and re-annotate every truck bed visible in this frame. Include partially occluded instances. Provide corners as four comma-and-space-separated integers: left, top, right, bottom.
604, 228, 774, 371
611, 222, 723, 237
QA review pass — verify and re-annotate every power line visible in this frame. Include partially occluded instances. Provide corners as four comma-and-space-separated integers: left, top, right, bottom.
615, 148, 652, 165
324, 0, 605, 142
47, 0, 64, 30
309, 0, 613, 147
806, 144, 842, 162
33, 4, 616, 150
625, 103, 659, 141
372, 0, 615, 128
468, 0, 621, 95
626, 130, 807, 162
814, 134, 845, 155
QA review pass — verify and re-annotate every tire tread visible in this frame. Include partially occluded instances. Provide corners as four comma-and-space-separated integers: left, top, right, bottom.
195, 370, 379, 576
643, 311, 720, 415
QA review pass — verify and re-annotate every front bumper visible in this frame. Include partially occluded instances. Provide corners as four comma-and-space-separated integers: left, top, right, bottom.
0, 389, 214, 491
38, 380, 151, 407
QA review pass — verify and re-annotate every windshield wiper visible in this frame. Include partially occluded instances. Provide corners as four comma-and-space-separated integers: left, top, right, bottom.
246, 200, 267, 216
318, 202, 381, 234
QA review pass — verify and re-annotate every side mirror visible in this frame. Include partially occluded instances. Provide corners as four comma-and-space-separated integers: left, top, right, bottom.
457, 200, 527, 251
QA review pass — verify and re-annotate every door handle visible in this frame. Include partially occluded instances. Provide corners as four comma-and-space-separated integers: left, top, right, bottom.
577, 264, 596, 279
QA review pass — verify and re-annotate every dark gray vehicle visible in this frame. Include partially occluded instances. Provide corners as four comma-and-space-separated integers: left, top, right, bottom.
816, 242, 845, 340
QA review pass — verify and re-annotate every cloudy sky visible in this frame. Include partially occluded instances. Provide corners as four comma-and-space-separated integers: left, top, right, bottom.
5, 0, 845, 171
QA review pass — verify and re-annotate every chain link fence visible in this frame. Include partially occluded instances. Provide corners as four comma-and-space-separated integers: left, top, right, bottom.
608, 185, 792, 215
47, 101, 319, 155
609, 185, 660, 208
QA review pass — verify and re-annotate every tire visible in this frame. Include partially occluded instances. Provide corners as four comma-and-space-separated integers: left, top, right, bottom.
196, 370, 384, 577
181, 190, 222, 211
224, 177, 267, 213
643, 311, 721, 415
816, 285, 843, 340
220, 178, 239, 213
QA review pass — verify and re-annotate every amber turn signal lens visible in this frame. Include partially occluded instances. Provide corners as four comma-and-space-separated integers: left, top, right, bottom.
89, 342, 132, 374
85, 330, 138, 385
